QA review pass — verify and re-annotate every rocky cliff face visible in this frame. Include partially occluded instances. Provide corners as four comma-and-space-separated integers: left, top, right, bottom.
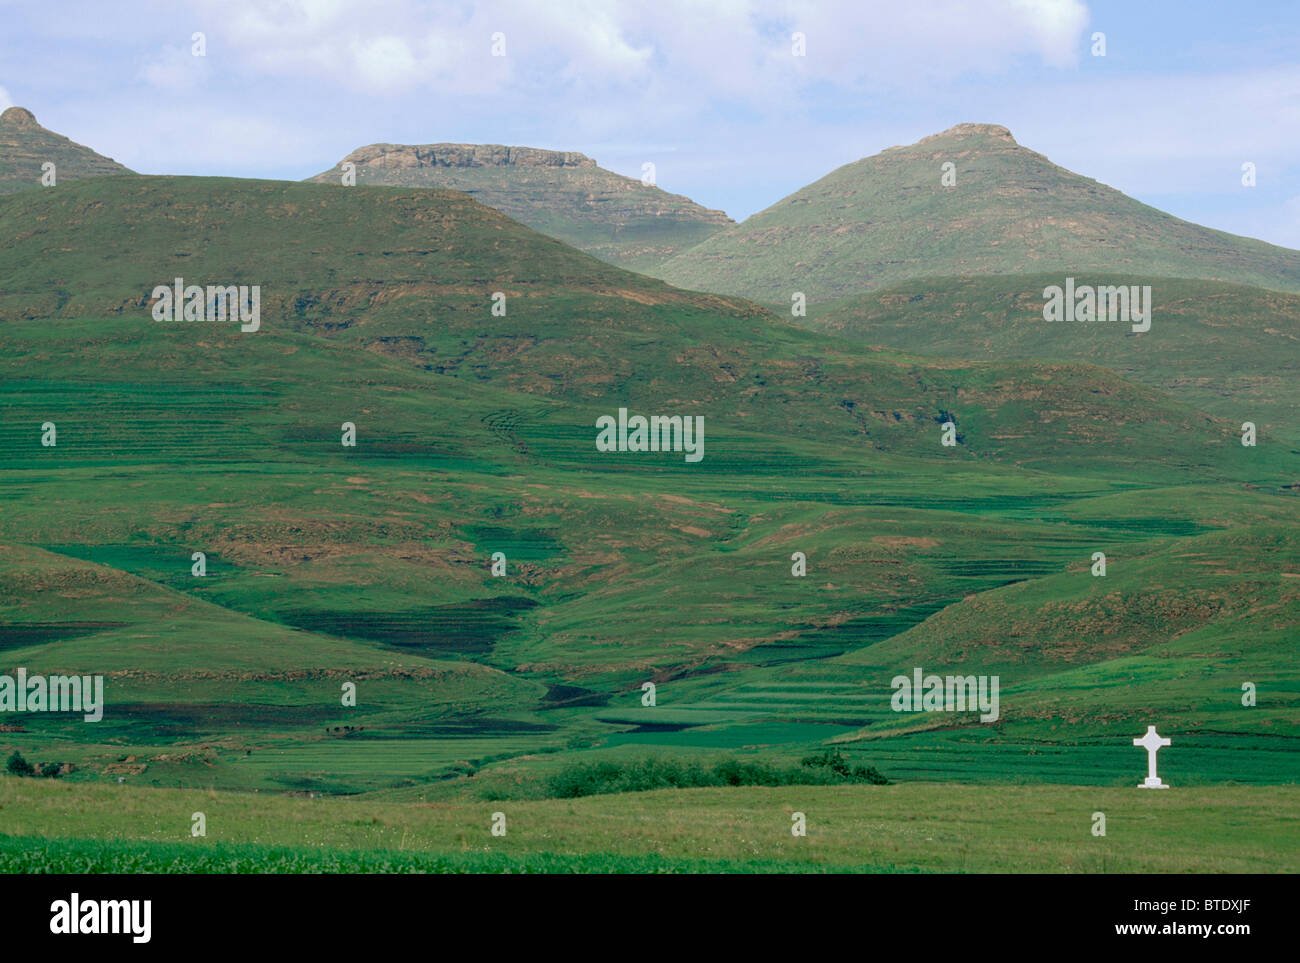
913, 122, 1016, 147
0, 107, 134, 193
342, 142, 597, 170
1, 107, 39, 130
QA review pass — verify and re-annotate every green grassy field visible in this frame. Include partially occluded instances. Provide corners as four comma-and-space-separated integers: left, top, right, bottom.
1, 778, 1294, 873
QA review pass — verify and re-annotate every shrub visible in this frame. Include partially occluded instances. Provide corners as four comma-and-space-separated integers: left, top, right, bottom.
5, 750, 34, 777
546, 752, 890, 798
801, 749, 851, 777
801, 748, 889, 784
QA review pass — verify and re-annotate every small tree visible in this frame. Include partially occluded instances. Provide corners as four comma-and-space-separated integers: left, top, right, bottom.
5, 750, 34, 777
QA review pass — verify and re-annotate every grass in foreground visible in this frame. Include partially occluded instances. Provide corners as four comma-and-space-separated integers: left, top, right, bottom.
0, 836, 907, 874
1, 778, 1295, 873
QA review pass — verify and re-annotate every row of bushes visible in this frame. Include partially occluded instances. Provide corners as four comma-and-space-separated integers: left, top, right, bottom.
5, 750, 66, 779
547, 750, 889, 799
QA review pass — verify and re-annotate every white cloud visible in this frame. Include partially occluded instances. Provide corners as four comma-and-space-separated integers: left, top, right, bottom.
0, 85, 11, 112
1001, 65, 1300, 195
189, 0, 1091, 102
138, 44, 209, 90
349, 35, 422, 92
1009, 0, 1091, 67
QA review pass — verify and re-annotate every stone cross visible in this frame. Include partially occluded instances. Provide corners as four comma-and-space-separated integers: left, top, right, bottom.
1133, 725, 1171, 788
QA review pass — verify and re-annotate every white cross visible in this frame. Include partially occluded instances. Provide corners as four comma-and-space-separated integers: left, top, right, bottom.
1133, 725, 1171, 788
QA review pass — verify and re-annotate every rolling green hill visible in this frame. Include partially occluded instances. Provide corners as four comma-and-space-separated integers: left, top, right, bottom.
653, 123, 1300, 303
0, 106, 133, 194
307, 142, 732, 272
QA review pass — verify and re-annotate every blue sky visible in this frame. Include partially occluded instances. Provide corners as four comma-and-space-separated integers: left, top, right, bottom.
2, 0, 1297, 247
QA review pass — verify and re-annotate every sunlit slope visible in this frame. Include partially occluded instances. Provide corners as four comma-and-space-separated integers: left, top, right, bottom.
3, 321, 1293, 717
654, 123, 1300, 303
560, 494, 1300, 739
4, 318, 1289, 673
0, 541, 545, 793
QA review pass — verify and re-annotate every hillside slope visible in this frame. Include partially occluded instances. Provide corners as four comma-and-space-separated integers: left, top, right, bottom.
802, 273, 1300, 441
654, 123, 1300, 302
0, 174, 1267, 479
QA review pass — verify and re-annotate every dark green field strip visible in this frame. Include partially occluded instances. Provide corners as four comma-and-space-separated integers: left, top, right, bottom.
0, 834, 913, 874
457, 525, 563, 561
0, 420, 280, 465
0, 621, 127, 652
0, 421, 502, 469
277, 599, 539, 658
1067, 516, 1216, 538
732, 601, 954, 666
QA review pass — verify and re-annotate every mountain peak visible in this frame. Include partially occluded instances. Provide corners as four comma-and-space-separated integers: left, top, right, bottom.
0, 107, 134, 194
655, 121, 1300, 302
0, 106, 40, 130
919, 123, 1016, 145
